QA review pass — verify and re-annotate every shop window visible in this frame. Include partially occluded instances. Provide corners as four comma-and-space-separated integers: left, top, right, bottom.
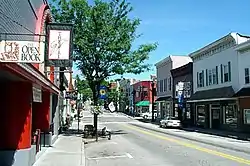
245, 68, 250, 84
244, 109, 250, 124
197, 105, 205, 125
224, 105, 237, 127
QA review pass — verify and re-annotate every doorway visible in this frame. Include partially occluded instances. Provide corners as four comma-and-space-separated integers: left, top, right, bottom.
209, 104, 220, 129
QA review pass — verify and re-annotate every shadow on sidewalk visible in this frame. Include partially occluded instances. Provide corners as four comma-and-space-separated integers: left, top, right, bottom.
111, 129, 128, 135
62, 129, 84, 137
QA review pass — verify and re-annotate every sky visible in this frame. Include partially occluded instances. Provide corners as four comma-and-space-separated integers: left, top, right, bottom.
73, 0, 250, 80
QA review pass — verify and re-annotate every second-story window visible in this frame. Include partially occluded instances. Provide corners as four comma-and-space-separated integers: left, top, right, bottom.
197, 70, 204, 88
245, 68, 250, 84
168, 77, 171, 91
160, 80, 163, 92
224, 65, 229, 82
221, 62, 231, 83
206, 67, 218, 86
163, 78, 167, 92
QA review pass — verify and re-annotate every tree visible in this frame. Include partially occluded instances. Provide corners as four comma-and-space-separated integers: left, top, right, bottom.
50, 0, 157, 131
75, 75, 93, 101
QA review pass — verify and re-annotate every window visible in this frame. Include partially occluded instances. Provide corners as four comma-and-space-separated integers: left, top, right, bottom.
221, 62, 231, 83
212, 68, 217, 84
163, 78, 167, 91
143, 90, 148, 97
224, 65, 229, 82
157, 81, 160, 93
196, 105, 205, 126
197, 71, 204, 87
245, 68, 250, 84
224, 105, 237, 127
208, 69, 212, 85
244, 109, 250, 124
168, 77, 171, 91
136, 91, 139, 97
160, 80, 163, 92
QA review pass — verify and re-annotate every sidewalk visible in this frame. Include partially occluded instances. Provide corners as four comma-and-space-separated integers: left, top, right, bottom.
130, 121, 250, 154
33, 122, 85, 166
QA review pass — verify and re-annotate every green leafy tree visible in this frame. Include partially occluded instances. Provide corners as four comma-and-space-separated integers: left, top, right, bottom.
50, 0, 157, 130
75, 75, 93, 101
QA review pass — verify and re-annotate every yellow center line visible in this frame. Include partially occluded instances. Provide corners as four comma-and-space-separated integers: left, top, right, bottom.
123, 124, 250, 165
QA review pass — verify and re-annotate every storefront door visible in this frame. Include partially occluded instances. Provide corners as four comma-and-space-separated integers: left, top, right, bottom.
210, 104, 220, 129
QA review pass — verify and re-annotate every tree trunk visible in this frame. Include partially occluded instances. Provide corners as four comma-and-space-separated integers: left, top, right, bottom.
90, 81, 101, 134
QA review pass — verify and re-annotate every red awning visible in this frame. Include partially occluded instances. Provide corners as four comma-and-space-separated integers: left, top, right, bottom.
1, 63, 60, 94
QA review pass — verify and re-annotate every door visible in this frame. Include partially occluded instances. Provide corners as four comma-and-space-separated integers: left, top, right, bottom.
210, 104, 220, 129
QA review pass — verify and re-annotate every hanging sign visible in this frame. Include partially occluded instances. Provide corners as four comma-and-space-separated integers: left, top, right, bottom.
99, 86, 107, 99
45, 23, 73, 67
33, 86, 42, 102
0, 40, 45, 63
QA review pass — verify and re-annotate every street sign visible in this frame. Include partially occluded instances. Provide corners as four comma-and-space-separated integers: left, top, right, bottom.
108, 102, 115, 112
65, 91, 78, 100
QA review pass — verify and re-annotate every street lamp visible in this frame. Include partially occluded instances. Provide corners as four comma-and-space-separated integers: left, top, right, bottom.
92, 70, 101, 142
151, 77, 157, 122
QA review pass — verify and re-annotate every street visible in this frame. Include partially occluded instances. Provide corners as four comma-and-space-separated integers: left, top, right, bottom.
83, 111, 250, 166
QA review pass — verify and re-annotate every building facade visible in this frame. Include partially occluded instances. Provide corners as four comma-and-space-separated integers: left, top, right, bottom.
171, 62, 193, 126
0, 1, 67, 166
133, 81, 157, 115
234, 40, 250, 133
155, 55, 192, 119
188, 33, 250, 132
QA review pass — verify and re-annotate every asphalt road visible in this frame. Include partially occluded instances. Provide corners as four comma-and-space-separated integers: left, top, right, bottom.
83, 111, 250, 166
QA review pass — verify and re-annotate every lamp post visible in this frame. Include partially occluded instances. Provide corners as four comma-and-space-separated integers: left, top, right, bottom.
151, 78, 156, 122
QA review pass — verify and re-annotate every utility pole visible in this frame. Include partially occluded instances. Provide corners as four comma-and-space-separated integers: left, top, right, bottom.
151, 76, 156, 122
151, 81, 155, 122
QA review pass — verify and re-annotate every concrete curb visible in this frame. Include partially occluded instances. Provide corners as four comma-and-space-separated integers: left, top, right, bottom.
131, 123, 250, 154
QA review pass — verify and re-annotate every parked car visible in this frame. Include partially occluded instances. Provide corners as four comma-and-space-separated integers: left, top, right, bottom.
160, 117, 181, 128
141, 112, 157, 120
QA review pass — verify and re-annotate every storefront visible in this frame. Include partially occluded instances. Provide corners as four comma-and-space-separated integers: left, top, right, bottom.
188, 86, 239, 131
155, 97, 173, 119
234, 87, 250, 133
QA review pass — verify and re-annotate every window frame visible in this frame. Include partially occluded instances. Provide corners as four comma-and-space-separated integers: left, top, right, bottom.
245, 68, 250, 84
224, 64, 229, 82
244, 109, 250, 124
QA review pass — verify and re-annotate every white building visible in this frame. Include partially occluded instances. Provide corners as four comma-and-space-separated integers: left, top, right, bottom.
188, 32, 250, 132
234, 39, 250, 132
155, 55, 192, 118
118, 78, 139, 113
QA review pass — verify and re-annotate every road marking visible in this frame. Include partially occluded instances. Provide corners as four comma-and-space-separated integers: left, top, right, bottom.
126, 153, 133, 159
88, 153, 131, 160
109, 141, 118, 144
123, 124, 250, 165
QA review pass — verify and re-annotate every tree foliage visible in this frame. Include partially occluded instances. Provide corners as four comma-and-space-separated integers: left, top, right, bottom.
50, 0, 157, 104
75, 75, 92, 101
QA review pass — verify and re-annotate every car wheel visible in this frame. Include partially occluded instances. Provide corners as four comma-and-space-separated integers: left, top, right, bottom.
143, 115, 148, 119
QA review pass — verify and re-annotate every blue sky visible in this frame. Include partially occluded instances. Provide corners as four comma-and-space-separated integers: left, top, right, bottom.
73, 0, 250, 80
